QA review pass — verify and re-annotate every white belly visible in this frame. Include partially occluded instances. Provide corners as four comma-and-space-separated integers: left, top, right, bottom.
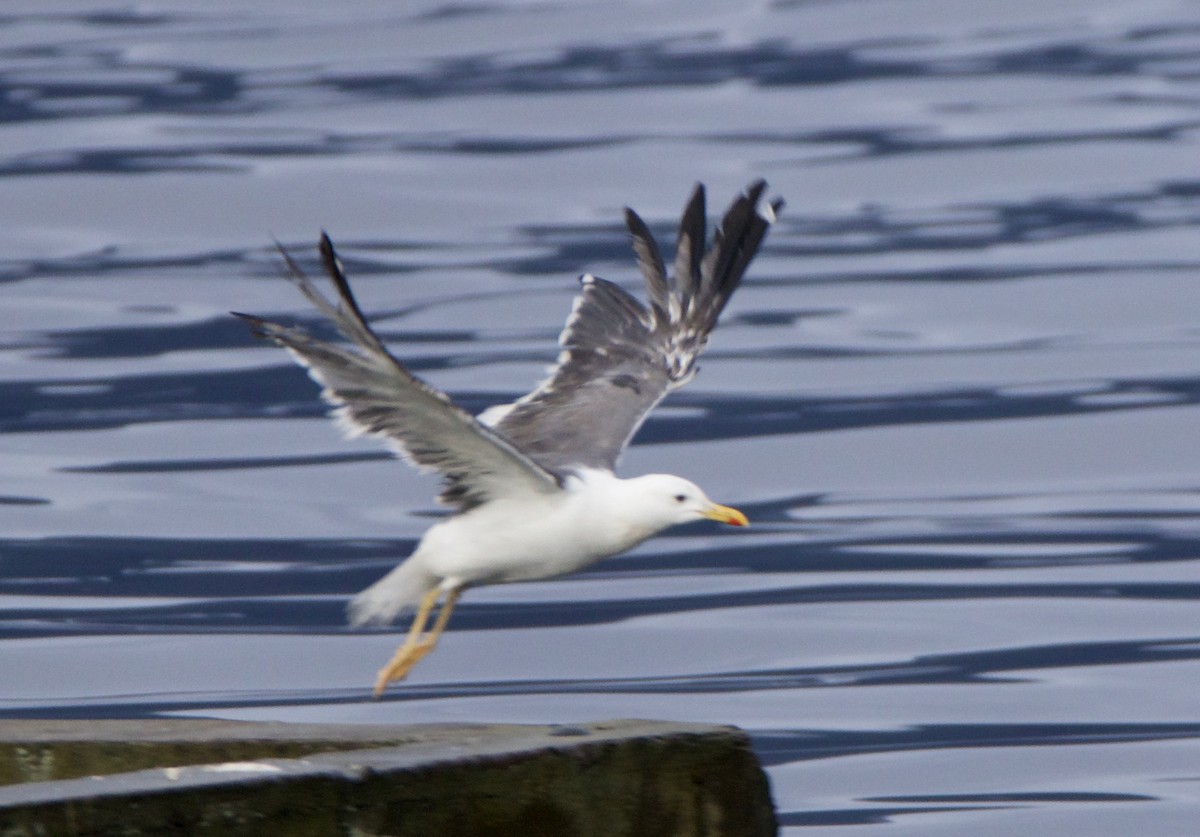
420, 488, 651, 585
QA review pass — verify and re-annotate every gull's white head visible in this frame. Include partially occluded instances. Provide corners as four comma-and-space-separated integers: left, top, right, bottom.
625, 473, 749, 530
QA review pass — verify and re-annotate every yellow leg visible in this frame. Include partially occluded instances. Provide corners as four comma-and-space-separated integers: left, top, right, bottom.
371, 587, 440, 697
372, 587, 462, 697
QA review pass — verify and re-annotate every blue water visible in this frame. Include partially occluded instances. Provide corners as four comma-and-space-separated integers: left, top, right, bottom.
3, 1, 1200, 832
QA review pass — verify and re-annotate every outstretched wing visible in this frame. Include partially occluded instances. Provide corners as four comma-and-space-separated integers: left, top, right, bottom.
482, 180, 783, 473
235, 233, 561, 512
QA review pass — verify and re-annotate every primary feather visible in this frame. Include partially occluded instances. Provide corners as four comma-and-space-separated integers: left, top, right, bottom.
482, 180, 784, 473
235, 234, 560, 512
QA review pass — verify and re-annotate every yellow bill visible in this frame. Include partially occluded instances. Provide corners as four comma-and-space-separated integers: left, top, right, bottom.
702, 502, 749, 527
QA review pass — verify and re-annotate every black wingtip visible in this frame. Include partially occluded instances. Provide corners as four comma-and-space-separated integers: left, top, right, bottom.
274, 238, 308, 284
766, 195, 785, 221
740, 179, 783, 223
231, 310, 270, 340
681, 178, 783, 334
672, 182, 708, 303
624, 206, 670, 317
622, 206, 648, 245
317, 230, 341, 281
316, 231, 371, 321
318, 230, 336, 260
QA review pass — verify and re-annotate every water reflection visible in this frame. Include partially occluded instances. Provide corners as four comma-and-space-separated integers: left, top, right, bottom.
4, 2, 1200, 834
3, 518, 1198, 634
7, 362, 1200, 443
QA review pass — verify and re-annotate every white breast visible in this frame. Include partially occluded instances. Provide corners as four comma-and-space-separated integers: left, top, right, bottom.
420, 471, 658, 585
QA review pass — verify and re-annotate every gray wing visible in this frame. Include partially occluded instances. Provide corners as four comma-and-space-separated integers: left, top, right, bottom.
235, 233, 561, 512
482, 180, 783, 473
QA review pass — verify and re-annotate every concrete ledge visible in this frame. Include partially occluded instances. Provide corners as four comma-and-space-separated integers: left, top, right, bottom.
0, 719, 777, 836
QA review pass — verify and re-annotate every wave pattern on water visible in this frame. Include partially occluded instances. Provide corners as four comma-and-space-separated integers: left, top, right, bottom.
3, 2, 1200, 834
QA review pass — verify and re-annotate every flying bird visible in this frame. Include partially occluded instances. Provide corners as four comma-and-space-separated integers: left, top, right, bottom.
237, 181, 782, 696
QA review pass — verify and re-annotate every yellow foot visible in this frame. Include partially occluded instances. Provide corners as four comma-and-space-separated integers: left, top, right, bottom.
372, 639, 437, 697
370, 586, 461, 698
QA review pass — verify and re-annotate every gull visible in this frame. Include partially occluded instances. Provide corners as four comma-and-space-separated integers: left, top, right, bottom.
236, 181, 782, 696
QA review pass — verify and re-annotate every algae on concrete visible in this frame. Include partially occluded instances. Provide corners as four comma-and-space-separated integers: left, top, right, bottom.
0, 719, 777, 837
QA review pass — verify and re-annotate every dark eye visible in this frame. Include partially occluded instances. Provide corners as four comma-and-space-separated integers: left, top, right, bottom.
674, 494, 687, 503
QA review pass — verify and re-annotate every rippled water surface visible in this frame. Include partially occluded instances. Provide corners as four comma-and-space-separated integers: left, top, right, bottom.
3, 1, 1200, 832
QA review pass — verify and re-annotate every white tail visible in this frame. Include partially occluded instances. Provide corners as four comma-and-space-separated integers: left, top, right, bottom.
347, 556, 438, 627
